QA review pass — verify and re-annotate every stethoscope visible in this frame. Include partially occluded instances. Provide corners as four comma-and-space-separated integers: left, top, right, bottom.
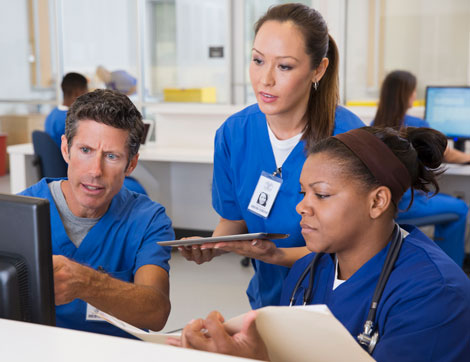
289, 224, 404, 355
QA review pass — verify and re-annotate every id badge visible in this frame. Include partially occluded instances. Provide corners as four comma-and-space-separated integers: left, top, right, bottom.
86, 303, 105, 322
247, 171, 283, 218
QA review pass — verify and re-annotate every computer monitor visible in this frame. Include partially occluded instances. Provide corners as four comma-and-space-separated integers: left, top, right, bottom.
0, 193, 55, 326
425, 86, 470, 151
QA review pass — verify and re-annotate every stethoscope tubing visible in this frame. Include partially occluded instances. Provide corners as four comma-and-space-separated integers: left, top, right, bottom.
289, 224, 404, 353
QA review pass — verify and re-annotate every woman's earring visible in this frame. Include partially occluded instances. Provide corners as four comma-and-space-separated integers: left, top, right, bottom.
313, 81, 318, 91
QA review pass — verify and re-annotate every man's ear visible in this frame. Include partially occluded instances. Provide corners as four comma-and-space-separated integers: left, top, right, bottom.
125, 153, 139, 176
369, 186, 392, 219
61, 135, 70, 164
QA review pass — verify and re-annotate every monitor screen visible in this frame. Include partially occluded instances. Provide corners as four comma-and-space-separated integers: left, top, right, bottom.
425, 86, 470, 140
0, 193, 55, 326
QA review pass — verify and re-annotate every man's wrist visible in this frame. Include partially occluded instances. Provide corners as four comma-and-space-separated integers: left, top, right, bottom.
78, 264, 106, 300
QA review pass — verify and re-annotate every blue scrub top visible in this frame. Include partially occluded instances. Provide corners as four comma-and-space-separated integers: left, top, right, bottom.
21, 178, 173, 338
403, 114, 430, 128
44, 107, 68, 148
212, 104, 364, 308
281, 225, 470, 361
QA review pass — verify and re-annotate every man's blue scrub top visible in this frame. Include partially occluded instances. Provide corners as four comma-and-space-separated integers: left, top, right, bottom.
21, 178, 173, 338
44, 107, 68, 148
212, 104, 364, 308
281, 225, 470, 361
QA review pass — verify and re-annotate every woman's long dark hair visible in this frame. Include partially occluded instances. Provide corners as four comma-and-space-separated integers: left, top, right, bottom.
255, 3, 339, 149
374, 70, 417, 129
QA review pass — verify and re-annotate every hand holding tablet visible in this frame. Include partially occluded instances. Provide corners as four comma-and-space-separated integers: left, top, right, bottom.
157, 232, 289, 247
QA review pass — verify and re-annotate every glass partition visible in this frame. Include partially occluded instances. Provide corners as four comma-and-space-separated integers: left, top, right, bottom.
0, 0, 56, 113
144, 0, 230, 104
61, 0, 138, 96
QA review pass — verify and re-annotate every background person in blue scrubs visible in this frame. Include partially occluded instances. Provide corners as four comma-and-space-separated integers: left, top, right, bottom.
44, 72, 88, 148
374, 70, 469, 266
22, 89, 173, 337
179, 3, 363, 309
174, 127, 470, 361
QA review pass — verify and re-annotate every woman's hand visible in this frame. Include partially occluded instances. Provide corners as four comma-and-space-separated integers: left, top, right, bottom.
177, 310, 269, 361
203, 239, 281, 265
177, 218, 249, 265
177, 239, 227, 265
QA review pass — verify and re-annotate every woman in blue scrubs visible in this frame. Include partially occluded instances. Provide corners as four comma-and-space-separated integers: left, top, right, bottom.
179, 3, 363, 309
374, 70, 469, 266
175, 127, 470, 361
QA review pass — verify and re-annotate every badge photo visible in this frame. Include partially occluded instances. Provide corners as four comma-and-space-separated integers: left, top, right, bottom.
248, 171, 283, 218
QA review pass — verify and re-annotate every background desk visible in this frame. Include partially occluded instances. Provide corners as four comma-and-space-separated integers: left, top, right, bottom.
7, 143, 219, 231
0, 318, 255, 362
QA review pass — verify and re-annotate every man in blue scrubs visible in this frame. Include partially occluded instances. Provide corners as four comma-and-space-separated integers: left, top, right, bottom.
21, 89, 173, 337
44, 72, 88, 148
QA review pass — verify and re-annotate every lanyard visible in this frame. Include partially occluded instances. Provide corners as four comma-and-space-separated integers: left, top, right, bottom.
289, 224, 404, 354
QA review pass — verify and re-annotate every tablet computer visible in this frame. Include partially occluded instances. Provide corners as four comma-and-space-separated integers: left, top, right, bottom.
157, 232, 289, 247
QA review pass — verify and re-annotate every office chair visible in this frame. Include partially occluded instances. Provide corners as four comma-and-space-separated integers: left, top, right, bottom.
397, 214, 459, 228
32, 130, 68, 178
397, 213, 463, 266
123, 176, 148, 196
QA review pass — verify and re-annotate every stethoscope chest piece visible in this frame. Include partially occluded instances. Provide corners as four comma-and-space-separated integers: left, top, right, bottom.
357, 320, 379, 353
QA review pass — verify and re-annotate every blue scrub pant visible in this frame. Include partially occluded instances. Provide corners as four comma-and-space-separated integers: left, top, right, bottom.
397, 191, 468, 266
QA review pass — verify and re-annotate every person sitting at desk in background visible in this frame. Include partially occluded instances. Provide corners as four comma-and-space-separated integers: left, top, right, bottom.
44, 72, 88, 148
21, 89, 173, 338
179, 3, 364, 310
172, 127, 470, 361
96, 65, 137, 96
374, 70, 469, 267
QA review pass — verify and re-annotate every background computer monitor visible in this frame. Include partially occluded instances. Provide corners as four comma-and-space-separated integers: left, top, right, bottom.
425, 86, 470, 151
0, 193, 55, 326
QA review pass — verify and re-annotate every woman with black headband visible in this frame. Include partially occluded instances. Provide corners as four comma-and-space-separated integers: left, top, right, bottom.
172, 127, 470, 361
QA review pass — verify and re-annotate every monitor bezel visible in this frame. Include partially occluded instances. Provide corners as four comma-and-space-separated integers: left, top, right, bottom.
0, 193, 55, 326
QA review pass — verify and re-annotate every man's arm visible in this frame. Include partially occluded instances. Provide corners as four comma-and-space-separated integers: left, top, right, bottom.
444, 145, 470, 163
53, 255, 170, 331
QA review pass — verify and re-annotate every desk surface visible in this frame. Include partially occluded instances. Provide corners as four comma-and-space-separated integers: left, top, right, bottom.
441, 163, 470, 176
0, 318, 254, 362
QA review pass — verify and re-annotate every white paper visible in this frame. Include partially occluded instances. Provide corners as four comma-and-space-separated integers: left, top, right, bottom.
96, 310, 181, 344
98, 305, 375, 362
255, 306, 375, 362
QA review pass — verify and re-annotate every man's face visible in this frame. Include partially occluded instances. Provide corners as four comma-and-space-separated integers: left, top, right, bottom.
61, 119, 138, 218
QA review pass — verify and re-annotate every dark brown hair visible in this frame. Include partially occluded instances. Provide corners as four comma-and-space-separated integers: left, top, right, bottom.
65, 89, 144, 166
254, 3, 339, 148
61, 72, 88, 98
309, 126, 447, 210
374, 70, 417, 128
